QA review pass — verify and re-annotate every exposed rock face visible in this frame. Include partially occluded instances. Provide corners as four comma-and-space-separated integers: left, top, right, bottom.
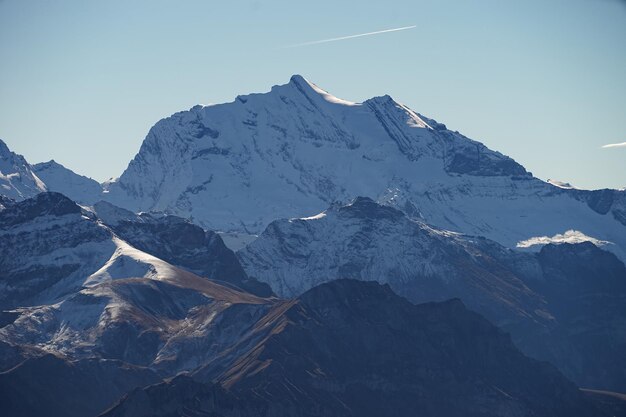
525, 242, 626, 390
0, 195, 14, 210
102, 280, 601, 417
0, 192, 114, 310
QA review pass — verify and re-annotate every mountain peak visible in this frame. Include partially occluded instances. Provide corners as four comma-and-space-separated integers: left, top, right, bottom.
0, 138, 21, 160
34, 159, 61, 169
299, 278, 399, 309
0, 139, 48, 201
32, 159, 103, 205
288, 73, 308, 85
282, 74, 358, 106
286, 74, 321, 93
0, 192, 81, 228
0, 138, 11, 156
364, 93, 395, 104
337, 196, 405, 220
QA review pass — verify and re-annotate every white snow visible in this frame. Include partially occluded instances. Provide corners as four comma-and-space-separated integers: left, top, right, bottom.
547, 179, 578, 190
86, 237, 192, 286
296, 75, 359, 106
217, 231, 258, 251
299, 212, 327, 221
33, 160, 102, 204
516, 230, 611, 249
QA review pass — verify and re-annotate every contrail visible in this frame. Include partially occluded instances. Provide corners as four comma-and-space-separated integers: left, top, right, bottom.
601, 142, 626, 149
285, 25, 416, 48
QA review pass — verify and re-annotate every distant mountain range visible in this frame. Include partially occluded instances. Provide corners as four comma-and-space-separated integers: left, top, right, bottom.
239, 196, 626, 391
1, 76, 625, 416
1, 76, 625, 259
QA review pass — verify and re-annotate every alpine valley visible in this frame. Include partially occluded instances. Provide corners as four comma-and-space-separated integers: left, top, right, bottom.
1, 76, 625, 416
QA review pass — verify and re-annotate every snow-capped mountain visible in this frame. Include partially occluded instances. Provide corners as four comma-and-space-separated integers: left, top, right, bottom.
0, 139, 104, 205
33, 160, 103, 204
0, 139, 47, 200
238, 197, 548, 324
103, 75, 625, 260
0, 192, 276, 415
0, 192, 266, 310
92, 201, 273, 296
0, 237, 270, 371
238, 197, 626, 391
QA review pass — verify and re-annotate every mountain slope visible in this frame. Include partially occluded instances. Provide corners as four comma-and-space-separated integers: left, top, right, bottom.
0, 192, 115, 310
0, 352, 160, 417
92, 201, 272, 296
102, 280, 601, 417
238, 197, 626, 391
103, 75, 626, 260
33, 160, 103, 204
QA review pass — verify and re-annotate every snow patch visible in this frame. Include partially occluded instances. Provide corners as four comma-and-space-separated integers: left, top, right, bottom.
85, 237, 183, 286
516, 230, 611, 249
301, 76, 359, 107
218, 231, 258, 251
547, 179, 578, 190
299, 212, 327, 221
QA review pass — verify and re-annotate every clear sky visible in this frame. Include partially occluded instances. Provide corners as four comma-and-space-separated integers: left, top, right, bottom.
1, 0, 624, 189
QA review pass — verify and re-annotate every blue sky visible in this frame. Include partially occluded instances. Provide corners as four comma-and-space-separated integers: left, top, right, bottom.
0, 0, 624, 189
